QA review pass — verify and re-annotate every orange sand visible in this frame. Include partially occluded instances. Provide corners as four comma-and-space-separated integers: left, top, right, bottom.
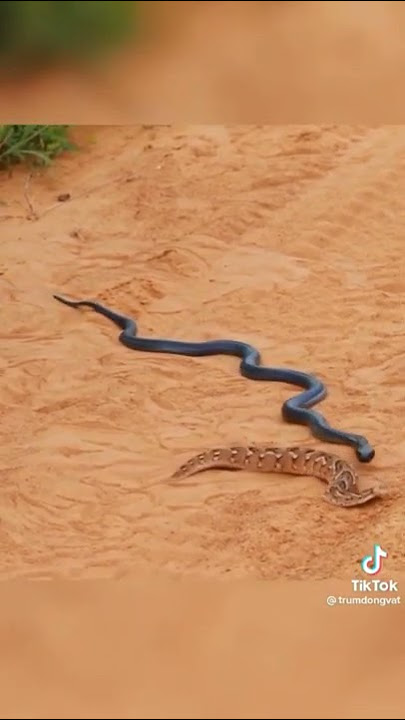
2, 124, 403, 579
1, 124, 404, 716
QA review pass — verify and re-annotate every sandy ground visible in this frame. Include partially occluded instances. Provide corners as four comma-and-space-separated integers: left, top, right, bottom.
1, 124, 405, 716
2, 123, 404, 580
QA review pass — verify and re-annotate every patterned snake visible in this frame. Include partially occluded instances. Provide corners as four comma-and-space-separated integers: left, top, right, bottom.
171, 445, 380, 507
53, 293, 380, 507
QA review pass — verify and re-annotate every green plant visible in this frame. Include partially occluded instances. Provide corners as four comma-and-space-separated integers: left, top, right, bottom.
0, 125, 75, 169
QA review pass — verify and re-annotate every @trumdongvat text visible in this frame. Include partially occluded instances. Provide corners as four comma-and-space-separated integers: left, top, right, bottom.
327, 594, 400, 607
326, 544, 400, 606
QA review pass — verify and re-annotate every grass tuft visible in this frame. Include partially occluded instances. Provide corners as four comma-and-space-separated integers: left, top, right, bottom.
0, 124, 75, 170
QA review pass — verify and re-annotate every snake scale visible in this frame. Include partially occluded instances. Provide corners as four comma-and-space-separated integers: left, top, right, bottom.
53, 293, 380, 507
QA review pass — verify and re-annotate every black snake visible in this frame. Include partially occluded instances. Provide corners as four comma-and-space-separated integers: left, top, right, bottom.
53, 293, 375, 464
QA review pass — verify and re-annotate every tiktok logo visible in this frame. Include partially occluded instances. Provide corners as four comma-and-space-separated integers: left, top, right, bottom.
361, 544, 388, 575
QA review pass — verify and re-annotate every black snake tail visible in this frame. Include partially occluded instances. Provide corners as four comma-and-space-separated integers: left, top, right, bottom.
53, 293, 375, 464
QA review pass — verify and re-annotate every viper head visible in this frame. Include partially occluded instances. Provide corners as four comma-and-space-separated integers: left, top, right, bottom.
325, 470, 380, 507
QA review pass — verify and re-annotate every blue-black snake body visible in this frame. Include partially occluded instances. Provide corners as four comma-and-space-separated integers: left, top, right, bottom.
53, 293, 375, 464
